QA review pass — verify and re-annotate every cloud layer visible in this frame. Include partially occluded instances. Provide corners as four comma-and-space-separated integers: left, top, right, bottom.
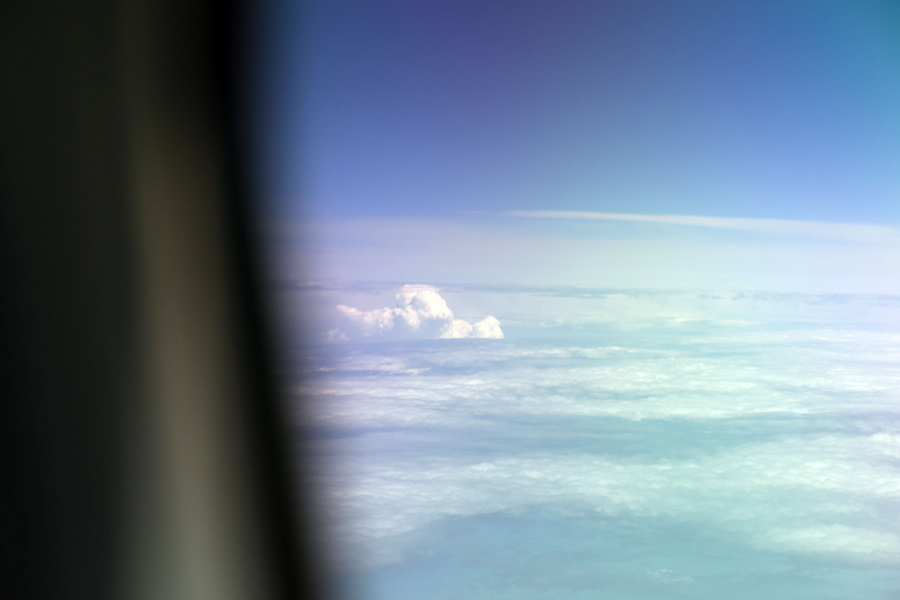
293, 316, 900, 598
334, 284, 503, 340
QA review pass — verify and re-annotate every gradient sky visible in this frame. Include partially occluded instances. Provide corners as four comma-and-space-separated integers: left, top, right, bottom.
255, 0, 900, 224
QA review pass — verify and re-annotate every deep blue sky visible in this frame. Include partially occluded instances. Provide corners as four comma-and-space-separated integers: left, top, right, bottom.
253, 1, 900, 223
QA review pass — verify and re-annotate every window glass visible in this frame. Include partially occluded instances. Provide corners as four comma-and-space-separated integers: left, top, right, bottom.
251, 2, 900, 598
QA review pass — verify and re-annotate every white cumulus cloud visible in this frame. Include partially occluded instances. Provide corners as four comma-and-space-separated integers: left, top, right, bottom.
335, 284, 503, 340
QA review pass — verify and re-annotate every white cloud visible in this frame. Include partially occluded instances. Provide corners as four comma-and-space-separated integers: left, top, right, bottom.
335, 284, 503, 340
438, 316, 504, 340
472, 315, 504, 339
438, 319, 473, 339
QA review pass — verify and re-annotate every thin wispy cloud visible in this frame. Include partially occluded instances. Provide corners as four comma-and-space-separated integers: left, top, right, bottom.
502, 211, 900, 244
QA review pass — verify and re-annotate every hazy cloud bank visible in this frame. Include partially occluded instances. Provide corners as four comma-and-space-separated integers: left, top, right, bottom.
265, 214, 900, 294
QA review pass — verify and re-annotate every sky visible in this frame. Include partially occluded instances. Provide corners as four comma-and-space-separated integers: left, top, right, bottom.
251, 0, 900, 294
251, 2, 900, 598
255, 0, 900, 224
